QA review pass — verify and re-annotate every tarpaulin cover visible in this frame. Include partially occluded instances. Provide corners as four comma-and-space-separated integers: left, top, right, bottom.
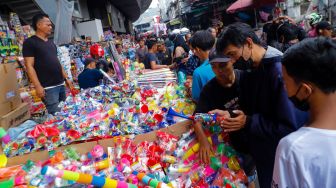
227, 0, 281, 13
54, 0, 74, 45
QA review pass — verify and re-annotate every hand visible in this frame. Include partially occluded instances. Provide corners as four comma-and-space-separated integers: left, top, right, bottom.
185, 78, 192, 88
65, 79, 74, 89
199, 139, 214, 164
35, 85, 45, 98
208, 109, 231, 125
221, 110, 247, 132
168, 63, 176, 70
181, 57, 189, 64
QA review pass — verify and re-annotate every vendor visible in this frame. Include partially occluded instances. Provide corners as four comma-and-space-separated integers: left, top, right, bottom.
78, 58, 103, 89
23, 13, 73, 115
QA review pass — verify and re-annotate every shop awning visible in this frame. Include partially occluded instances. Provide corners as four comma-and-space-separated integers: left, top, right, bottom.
226, 0, 279, 13
227, 0, 253, 13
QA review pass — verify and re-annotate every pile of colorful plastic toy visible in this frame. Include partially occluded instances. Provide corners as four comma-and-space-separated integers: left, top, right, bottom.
0, 130, 248, 188
1, 80, 195, 157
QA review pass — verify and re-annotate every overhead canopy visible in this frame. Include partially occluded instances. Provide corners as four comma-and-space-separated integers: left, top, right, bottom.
226, 0, 279, 13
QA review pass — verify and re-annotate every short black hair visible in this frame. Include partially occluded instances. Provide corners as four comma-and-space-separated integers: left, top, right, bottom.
96, 59, 109, 72
32, 13, 49, 31
216, 22, 261, 54
316, 21, 332, 35
282, 37, 336, 93
277, 23, 298, 43
190, 30, 215, 51
146, 39, 157, 50
84, 57, 95, 67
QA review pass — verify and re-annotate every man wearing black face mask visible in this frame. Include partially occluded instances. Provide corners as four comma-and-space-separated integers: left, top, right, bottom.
211, 23, 308, 188
273, 37, 336, 188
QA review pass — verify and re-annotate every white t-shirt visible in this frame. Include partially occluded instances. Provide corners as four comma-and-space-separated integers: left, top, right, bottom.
272, 127, 336, 188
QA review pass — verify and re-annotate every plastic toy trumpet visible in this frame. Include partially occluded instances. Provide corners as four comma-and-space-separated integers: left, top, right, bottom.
166, 108, 224, 123
182, 134, 225, 160
132, 171, 170, 188
41, 166, 137, 188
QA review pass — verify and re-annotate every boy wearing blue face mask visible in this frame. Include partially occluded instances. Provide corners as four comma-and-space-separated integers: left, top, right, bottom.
273, 37, 336, 187
211, 22, 308, 188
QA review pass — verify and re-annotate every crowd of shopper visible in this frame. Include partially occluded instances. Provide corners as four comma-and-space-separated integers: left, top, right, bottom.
23, 12, 336, 188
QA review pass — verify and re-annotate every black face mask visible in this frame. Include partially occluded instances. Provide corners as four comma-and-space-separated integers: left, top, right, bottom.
234, 46, 254, 71
288, 85, 310, 111
234, 56, 254, 70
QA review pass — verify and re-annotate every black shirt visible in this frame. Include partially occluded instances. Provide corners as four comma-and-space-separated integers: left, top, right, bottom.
195, 70, 240, 113
22, 36, 64, 88
156, 49, 172, 66
143, 52, 159, 69
78, 68, 103, 89
136, 47, 148, 63
195, 70, 254, 174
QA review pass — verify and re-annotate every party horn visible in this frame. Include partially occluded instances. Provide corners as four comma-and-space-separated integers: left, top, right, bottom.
41, 166, 137, 188
166, 108, 223, 123
132, 171, 170, 188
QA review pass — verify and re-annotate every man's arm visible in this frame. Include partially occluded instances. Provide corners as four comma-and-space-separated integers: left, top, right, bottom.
245, 67, 307, 141
24, 57, 45, 98
150, 61, 168, 70
193, 87, 215, 163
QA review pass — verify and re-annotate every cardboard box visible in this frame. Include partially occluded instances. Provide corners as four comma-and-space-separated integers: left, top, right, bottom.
6, 141, 98, 167
0, 102, 30, 130
99, 120, 192, 149
5, 120, 192, 166
0, 63, 22, 116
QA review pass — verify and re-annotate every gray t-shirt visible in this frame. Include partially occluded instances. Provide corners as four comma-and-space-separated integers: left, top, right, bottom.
136, 46, 148, 63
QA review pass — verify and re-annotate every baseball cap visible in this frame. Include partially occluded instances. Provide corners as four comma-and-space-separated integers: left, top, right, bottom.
209, 51, 231, 63
316, 21, 332, 31
84, 57, 96, 67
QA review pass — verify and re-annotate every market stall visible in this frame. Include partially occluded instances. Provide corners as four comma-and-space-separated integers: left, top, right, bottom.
0, 11, 249, 188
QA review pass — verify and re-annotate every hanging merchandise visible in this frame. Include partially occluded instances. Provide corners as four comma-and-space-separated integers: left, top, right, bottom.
57, 46, 73, 81
9, 12, 23, 36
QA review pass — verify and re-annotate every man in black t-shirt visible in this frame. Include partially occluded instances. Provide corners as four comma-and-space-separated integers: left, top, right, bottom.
156, 41, 173, 65
23, 14, 73, 115
194, 52, 257, 185
194, 52, 239, 162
